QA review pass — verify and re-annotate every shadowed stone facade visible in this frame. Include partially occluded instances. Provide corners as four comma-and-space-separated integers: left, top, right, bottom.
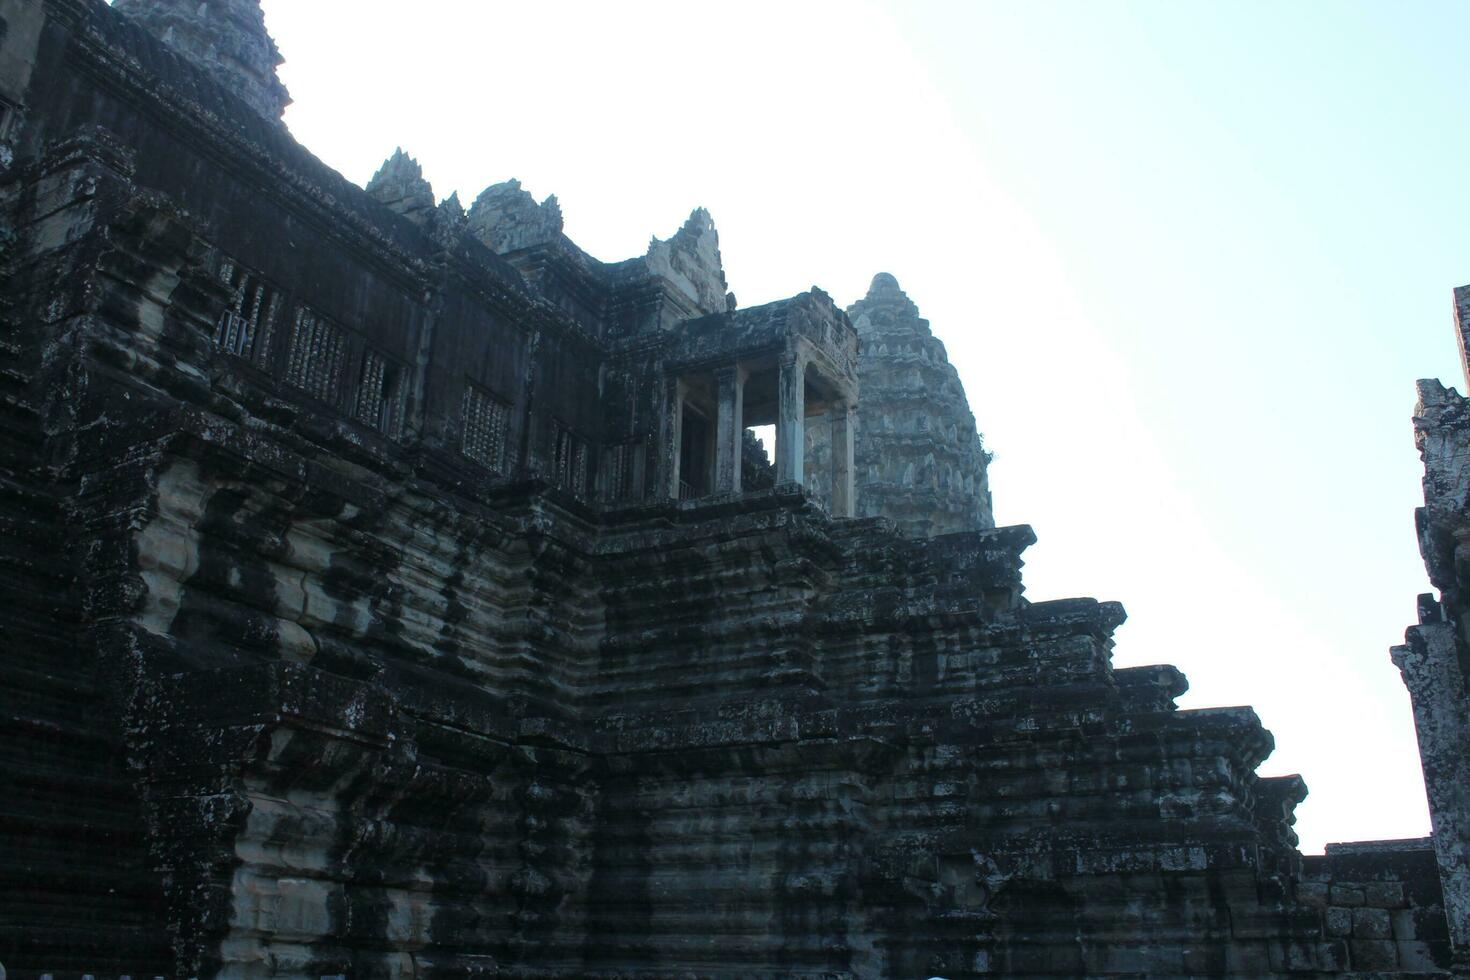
0, 0, 1463, 976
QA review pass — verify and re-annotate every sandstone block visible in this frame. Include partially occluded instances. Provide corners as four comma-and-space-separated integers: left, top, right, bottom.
1352, 906, 1391, 940
1296, 880, 1330, 908
1362, 880, 1406, 908
1395, 939, 1442, 971
1350, 938, 1398, 970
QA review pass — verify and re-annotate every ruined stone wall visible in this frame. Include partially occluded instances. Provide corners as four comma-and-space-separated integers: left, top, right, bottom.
1299, 840, 1454, 973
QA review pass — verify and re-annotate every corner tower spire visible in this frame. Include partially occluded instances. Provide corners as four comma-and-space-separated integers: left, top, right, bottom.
113, 0, 292, 121
844, 272, 995, 535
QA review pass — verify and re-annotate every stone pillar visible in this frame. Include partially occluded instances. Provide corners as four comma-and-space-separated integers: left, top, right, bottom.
714, 365, 746, 494
1394, 604, 1470, 965
1400, 377, 1470, 970
776, 354, 805, 485
829, 401, 855, 518
667, 379, 685, 499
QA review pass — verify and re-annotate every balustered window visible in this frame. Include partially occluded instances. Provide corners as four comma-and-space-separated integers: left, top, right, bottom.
552, 421, 588, 499
213, 259, 282, 364
462, 383, 510, 472
283, 307, 347, 405
356, 349, 406, 438
604, 441, 643, 502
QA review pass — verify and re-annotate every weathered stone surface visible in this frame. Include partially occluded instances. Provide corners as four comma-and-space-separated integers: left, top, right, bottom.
463, 184, 729, 337
0, 0, 1459, 977
365, 147, 437, 227
1357, 908, 1394, 940
112, 0, 290, 120
1367, 881, 1410, 909
642, 207, 730, 317
1300, 832, 1457, 969
1353, 939, 1401, 971
1395, 369, 1470, 972
467, 177, 564, 254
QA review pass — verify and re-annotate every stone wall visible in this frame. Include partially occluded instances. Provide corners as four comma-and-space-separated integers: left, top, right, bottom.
1300, 840, 1453, 973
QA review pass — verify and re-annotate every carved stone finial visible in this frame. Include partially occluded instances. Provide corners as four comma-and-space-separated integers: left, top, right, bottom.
466, 179, 565, 254
439, 191, 466, 222
428, 191, 470, 246
869, 271, 902, 295
644, 208, 728, 316
858, 272, 921, 321
366, 148, 436, 226
113, 0, 292, 121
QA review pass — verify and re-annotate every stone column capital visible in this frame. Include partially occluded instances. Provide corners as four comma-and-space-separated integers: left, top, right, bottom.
714, 363, 749, 385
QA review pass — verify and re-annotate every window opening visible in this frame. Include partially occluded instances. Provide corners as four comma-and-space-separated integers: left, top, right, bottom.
283, 306, 347, 405
356, 349, 406, 438
552, 421, 589, 499
213, 258, 282, 364
678, 403, 711, 500
605, 441, 644, 502
462, 384, 510, 471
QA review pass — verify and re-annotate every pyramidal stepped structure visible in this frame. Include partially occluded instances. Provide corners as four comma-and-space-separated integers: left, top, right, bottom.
0, 0, 1464, 976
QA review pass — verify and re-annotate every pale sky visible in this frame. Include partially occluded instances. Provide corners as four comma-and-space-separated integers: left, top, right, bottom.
248, 0, 1469, 853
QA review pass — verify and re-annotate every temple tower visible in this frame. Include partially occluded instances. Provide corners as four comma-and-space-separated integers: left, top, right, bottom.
113, 0, 291, 121
811, 273, 994, 534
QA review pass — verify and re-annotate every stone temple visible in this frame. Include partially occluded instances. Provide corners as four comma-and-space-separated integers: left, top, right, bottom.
0, 1, 1465, 976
